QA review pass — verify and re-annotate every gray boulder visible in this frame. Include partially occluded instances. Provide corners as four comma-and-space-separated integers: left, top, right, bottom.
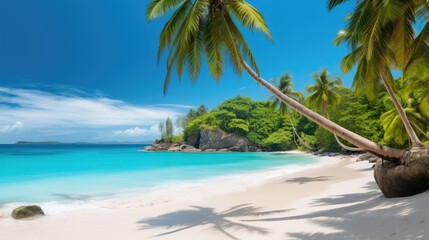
203, 148, 217, 152
143, 142, 169, 151
185, 133, 200, 148
199, 128, 257, 152
167, 143, 181, 152
180, 144, 200, 152
217, 148, 230, 152
357, 153, 380, 163
12, 205, 45, 219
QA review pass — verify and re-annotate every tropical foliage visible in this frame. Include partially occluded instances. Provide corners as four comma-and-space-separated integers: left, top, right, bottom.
158, 117, 176, 142
181, 97, 294, 151
330, 0, 429, 147
174, 80, 428, 152
148, 0, 429, 198
148, 0, 429, 160
306, 69, 343, 116
146, 0, 271, 93
270, 73, 304, 115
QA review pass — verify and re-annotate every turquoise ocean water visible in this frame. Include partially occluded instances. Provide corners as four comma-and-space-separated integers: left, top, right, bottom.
0, 144, 318, 208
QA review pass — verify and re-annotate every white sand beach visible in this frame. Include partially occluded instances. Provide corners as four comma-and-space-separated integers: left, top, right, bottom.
1, 154, 428, 240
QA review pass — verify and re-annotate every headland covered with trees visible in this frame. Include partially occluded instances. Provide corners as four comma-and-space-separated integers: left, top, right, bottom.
149, 69, 429, 153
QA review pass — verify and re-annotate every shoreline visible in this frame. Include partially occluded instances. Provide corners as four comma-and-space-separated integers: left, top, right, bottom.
0, 153, 384, 240
0, 151, 329, 217
3, 153, 426, 239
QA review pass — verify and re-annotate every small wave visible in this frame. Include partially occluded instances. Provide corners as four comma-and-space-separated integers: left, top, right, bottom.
0, 155, 339, 216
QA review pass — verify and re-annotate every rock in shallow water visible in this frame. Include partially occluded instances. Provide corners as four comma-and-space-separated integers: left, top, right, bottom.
12, 205, 45, 219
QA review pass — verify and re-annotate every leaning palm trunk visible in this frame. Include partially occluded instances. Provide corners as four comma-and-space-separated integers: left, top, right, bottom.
242, 61, 429, 198
242, 60, 404, 161
380, 72, 425, 148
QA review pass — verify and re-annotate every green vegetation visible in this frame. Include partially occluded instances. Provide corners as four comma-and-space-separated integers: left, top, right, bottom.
158, 117, 181, 143
181, 97, 294, 151
157, 105, 208, 144
147, 0, 429, 197
165, 76, 429, 152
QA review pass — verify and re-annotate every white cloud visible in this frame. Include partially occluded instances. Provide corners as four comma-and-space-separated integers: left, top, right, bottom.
113, 125, 158, 137
0, 87, 191, 143
152, 104, 195, 109
0, 121, 23, 133
0, 87, 185, 129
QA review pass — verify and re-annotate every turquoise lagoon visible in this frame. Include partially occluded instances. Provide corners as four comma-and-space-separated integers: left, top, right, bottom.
0, 144, 319, 211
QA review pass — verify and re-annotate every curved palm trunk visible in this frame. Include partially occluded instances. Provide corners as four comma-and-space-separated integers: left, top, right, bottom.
242, 61, 405, 161
411, 122, 429, 140
380, 71, 425, 148
333, 134, 363, 152
325, 112, 362, 152
286, 112, 315, 150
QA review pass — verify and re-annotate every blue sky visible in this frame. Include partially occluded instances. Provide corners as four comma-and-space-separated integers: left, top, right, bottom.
0, 0, 354, 143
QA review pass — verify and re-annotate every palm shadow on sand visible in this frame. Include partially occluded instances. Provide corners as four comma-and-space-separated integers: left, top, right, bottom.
285, 176, 334, 184
243, 182, 428, 239
137, 204, 290, 240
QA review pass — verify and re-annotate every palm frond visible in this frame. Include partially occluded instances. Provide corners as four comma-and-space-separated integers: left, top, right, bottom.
227, 0, 272, 40
147, 0, 186, 20
327, 0, 351, 10
157, 0, 192, 62
406, 22, 429, 73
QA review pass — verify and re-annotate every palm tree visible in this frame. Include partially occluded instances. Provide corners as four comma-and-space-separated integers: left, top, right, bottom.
306, 69, 361, 151
269, 73, 312, 149
306, 69, 342, 116
196, 105, 208, 116
147, 0, 429, 197
329, 0, 427, 148
404, 76, 429, 121
146, 0, 404, 159
381, 97, 429, 146
270, 73, 303, 115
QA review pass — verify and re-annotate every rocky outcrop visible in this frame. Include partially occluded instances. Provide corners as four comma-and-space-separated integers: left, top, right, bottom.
143, 140, 169, 151
357, 152, 380, 163
12, 205, 45, 219
199, 128, 258, 152
179, 144, 200, 152
144, 128, 259, 152
185, 133, 200, 148
143, 141, 201, 152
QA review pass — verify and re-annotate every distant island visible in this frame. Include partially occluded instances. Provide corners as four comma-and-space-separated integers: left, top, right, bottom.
15, 141, 152, 145
15, 141, 64, 145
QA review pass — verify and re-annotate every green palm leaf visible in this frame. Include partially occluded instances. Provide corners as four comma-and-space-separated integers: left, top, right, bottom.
146, 0, 271, 94
147, 0, 186, 20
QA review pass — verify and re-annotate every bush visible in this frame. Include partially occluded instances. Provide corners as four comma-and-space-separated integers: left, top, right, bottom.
261, 129, 293, 151
314, 127, 339, 152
